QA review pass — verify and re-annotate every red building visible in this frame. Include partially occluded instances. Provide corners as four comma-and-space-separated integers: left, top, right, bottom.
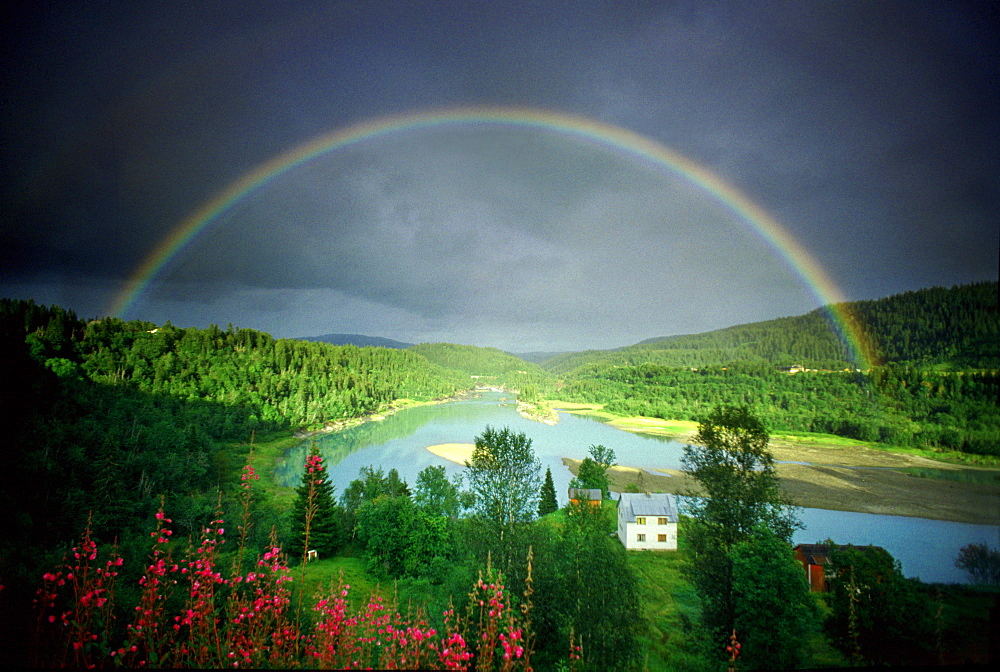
793, 543, 886, 592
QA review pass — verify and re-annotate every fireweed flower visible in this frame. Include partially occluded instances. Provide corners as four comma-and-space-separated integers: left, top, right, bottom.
31, 502, 551, 669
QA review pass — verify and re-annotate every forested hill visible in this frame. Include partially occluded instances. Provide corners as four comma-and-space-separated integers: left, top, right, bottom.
0, 303, 473, 431
298, 333, 414, 349
541, 282, 998, 374
0, 298, 479, 581
407, 342, 553, 390
846, 282, 997, 367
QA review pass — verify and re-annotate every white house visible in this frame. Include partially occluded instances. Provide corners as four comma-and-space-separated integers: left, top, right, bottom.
616, 492, 678, 550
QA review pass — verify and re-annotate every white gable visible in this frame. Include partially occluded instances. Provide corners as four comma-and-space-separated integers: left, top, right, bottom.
616, 493, 679, 551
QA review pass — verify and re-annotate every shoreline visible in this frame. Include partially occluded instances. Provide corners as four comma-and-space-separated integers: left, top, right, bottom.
550, 401, 999, 525
516, 400, 559, 425
562, 457, 1000, 526
296, 395, 998, 525
292, 389, 482, 439
426, 443, 475, 465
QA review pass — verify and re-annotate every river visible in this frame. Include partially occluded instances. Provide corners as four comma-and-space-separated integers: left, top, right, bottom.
281, 391, 998, 584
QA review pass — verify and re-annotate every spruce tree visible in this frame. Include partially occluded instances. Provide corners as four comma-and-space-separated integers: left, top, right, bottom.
288, 443, 342, 560
538, 467, 558, 516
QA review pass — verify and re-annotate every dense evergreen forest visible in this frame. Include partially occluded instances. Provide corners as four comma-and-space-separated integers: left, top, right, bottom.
0, 299, 473, 618
1, 281, 995, 565
542, 281, 998, 373
408, 342, 555, 392
546, 283, 999, 456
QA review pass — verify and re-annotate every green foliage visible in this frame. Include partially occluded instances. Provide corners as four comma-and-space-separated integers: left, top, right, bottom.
355, 495, 453, 580
467, 426, 541, 572
545, 283, 1000, 456
555, 360, 1000, 455
563, 535, 642, 670
587, 443, 617, 471
413, 465, 462, 519
77, 321, 471, 430
543, 282, 999, 373
825, 544, 935, 666
570, 457, 609, 498
287, 444, 344, 560
954, 543, 1000, 586
681, 406, 802, 656
0, 298, 475, 663
538, 467, 559, 517
569, 445, 617, 499
408, 342, 555, 392
683, 406, 799, 545
516, 383, 539, 403
522, 503, 641, 670
341, 466, 410, 513
730, 527, 817, 669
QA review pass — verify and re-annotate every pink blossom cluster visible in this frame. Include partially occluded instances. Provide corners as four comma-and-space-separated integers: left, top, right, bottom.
31, 516, 121, 668
30, 457, 552, 670
239, 461, 259, 490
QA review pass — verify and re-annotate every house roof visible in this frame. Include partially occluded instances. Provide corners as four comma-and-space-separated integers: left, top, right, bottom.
794, 543, 886, 566
568, 488, 602, 501
617, 493, 678, 523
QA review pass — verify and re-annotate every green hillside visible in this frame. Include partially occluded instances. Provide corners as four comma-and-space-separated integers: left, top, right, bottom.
2, 289, 996, 668
541, 282, 998, 375
407, 342, 555, 392
298, 333, 414, 349
544, 283, 999, 456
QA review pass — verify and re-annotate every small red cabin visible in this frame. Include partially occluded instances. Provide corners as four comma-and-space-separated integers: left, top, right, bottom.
794, 544, 832, 591
793, 543, 886, 592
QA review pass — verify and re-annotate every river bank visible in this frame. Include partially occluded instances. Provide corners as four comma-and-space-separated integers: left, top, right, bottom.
292, 389, 484, 438
552, 401, 1000, 525
562, 454, 1000, 525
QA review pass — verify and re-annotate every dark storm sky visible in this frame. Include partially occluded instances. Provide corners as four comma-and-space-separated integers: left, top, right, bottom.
2, 1, 997, 351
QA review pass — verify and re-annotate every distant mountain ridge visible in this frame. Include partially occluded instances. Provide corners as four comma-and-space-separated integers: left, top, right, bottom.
297, 333, 414, 349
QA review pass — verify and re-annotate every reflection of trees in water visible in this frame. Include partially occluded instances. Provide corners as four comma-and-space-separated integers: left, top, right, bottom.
277, 395, 504, 486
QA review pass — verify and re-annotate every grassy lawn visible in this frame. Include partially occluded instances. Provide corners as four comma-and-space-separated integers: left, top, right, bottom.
236, 429, 301, 508
627, 549, 707, 671
288, 552, 380, 610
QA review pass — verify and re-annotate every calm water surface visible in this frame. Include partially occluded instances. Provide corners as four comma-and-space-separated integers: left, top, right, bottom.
283, 391, 999, 584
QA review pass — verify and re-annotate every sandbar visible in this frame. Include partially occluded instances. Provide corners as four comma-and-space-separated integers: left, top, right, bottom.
426, 443, 475, 465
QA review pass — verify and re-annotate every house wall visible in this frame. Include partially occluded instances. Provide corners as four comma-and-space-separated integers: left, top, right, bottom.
807, 563, 826, 592
617, 518, 677, 551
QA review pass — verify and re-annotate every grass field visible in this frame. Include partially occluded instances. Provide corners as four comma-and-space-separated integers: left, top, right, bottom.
245, 430, 302, 509
548, 399, 1000, 467
626, 549, 707, 670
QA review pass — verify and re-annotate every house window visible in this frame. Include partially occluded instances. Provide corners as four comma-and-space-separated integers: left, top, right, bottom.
658, 517, 668, 525
636, 517, 646, 525
637, 534, 646, 542
658, 534, 667, 542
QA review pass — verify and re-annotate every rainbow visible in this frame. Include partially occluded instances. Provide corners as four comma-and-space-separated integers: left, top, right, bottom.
109, 106, 874, 368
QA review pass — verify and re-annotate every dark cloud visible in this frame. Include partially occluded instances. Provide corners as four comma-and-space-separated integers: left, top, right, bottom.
2, 1, 997, 350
